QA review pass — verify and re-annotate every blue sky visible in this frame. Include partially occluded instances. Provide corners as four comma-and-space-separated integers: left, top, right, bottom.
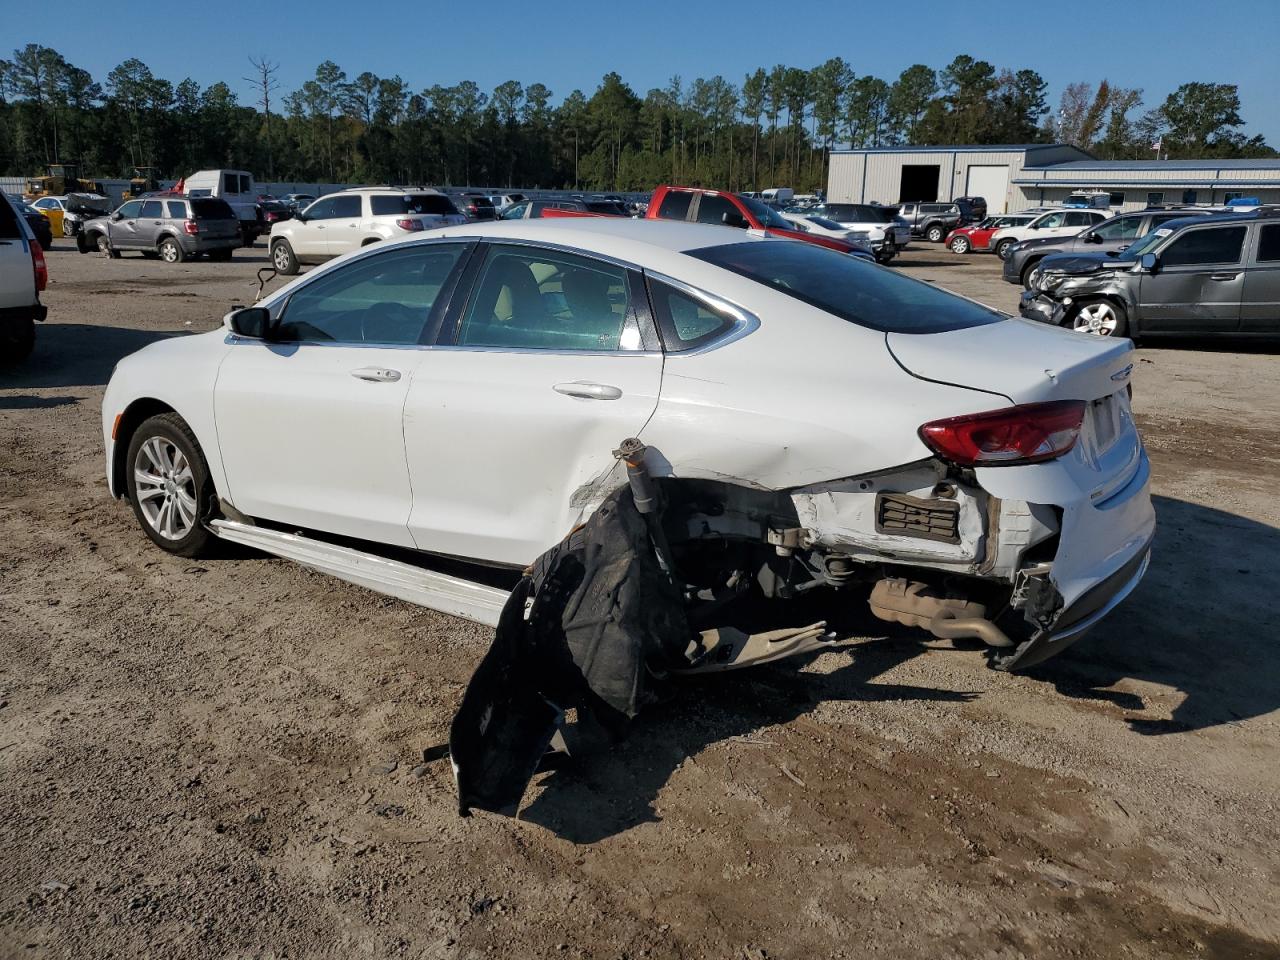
20, 0, 1280, 143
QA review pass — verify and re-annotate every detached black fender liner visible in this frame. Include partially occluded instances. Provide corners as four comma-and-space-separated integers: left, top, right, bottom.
995, 538, 1153, 671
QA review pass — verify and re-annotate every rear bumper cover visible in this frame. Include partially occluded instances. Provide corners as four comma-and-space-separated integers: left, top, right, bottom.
0, 302, 47, 324
997, 538, 1152, 671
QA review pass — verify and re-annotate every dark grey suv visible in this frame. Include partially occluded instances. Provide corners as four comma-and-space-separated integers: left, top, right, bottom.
897, 201, 973, 242
1003, 208, 1214, 287
78, 197, 241, 262
1019, 208, 1280, 339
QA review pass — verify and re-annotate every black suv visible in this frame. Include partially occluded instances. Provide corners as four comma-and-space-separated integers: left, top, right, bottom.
897, 201, 973, 242
1003, 208, 1215, 287
1019, 207, 1280, 339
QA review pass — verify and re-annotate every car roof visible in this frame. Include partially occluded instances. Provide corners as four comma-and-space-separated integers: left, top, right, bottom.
1147, 209, 1273, 233
432, 216, 770, 259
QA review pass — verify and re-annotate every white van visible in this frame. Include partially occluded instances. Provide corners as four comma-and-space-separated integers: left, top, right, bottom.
760, 187, 794, 203
182, 170, 260, 246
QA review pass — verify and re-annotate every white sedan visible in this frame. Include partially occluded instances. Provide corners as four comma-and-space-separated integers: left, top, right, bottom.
102, 218, 1154, 671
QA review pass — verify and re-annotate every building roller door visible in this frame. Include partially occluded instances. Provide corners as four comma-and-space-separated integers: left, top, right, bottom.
966, 165, 1010, 214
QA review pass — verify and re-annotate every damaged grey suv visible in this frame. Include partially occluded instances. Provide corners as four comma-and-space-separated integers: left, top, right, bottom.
1020, 208, 1280, 338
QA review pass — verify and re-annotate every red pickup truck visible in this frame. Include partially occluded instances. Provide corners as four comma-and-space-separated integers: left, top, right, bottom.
645, 185, 873, 260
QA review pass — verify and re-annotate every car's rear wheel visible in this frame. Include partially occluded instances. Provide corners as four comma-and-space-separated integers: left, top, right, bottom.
949, 236, 970, 254
0, 317, 36, 365
125, 413, 216, 557
1070, 299, 1128, 338
158, 238, 186, 264
271, 239, 299, 275
97, 234, 120, 259
995, 238, 1016, 261
926, 224, 946, 243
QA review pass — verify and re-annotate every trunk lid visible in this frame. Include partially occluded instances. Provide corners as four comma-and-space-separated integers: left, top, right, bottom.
886, 318, 1135, 405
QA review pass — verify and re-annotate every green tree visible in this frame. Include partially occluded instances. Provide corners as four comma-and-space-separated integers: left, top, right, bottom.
887, 64, 936, 143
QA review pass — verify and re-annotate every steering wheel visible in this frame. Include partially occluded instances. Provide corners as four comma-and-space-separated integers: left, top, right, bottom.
361, 301, 423, 344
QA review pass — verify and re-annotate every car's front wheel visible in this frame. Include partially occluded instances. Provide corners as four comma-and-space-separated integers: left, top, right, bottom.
1069, 299, 1128, 338
926, 224, 946, 243
949, 236, 970, 254
271, 239, 299, 275
97, 234, 121, 259
125, 413, 216, 557
995, 239, 1016, 261
158, 238, 187, 264
62, 220, 76, 237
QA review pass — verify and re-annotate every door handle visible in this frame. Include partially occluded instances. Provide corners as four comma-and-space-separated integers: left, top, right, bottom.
1209, 272, 1239, 281
351, 367, 401, 382
553, 381, 623, 400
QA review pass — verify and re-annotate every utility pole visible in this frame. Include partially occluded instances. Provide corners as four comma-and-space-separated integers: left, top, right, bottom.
245, 56, 280, 180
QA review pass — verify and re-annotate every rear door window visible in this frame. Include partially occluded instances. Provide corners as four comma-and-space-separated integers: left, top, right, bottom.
0, 195, 20, 239
1063, 212, 1093, 227
140, 200, 163, 218
1257, 224, 1280, 263
1160, 226, 1247, 266
332, 195, 362, 218
458, 246, 635, 351
1092, 217, 1142, 241
223, 173, 240, 194
656, 191, 693, 221
689, 240, 1004, 334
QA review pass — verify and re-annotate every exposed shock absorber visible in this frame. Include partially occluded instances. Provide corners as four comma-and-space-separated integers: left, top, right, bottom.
613, 438, 676, 579
822, 554, 858, 588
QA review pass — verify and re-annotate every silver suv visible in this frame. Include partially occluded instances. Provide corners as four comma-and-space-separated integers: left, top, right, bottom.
78, 197, 241, 262
269, 188, 466, 275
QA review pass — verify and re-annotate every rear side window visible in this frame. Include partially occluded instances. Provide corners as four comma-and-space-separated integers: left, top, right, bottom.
191, 198, 234, 219
0, 195, 20, 240
1064, 212, 1093, 227
370, 194, 461, 216
166, 201, 187, 218
1258, 224, 1280, 263
140, 200, 163, 218
657, 191, 693, 221
1161, 226, 1247, 266
223, 173, 239, 193
647, 280, 735, 350
1093, 217, 1142, 241
689, 240, 1004, 334
332, 195, 361, 218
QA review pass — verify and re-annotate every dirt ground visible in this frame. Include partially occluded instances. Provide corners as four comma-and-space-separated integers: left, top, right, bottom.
2, 239, 1279, 960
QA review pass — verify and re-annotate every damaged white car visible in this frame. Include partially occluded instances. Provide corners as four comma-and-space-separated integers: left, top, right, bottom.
103, 218, 1154, 679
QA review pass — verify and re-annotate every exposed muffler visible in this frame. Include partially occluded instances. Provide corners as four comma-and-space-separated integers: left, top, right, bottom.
868, 577, 1014, 648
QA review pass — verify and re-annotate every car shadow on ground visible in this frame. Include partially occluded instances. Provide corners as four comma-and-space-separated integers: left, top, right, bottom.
0, 394, 83, 410
2, 323, 184, 389
1025, 494, 1280, 735
518, 494, 1279, 843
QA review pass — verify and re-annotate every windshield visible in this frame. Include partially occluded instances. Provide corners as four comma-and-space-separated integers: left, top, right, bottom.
738, 195, 792, 229
1115, 227, 1172, 261
690, 240, 1004, 334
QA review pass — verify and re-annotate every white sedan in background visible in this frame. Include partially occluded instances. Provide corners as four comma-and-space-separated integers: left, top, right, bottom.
103, 218, 1153, 671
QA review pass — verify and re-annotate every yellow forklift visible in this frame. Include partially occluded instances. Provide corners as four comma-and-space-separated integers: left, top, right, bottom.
23, 163, 106, 202
122, 166, 161, 200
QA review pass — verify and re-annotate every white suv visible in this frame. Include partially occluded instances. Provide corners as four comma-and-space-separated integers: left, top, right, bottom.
269, 188, 467, 274
1, 192, 48, 364
990, 208, 1110, 260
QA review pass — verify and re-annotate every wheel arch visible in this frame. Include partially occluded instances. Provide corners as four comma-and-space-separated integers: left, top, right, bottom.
111, 398, 177, 498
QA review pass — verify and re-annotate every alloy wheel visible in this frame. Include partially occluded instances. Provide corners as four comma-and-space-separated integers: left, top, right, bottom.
160, 241, 179, 263
1073, 302, 1120, 336
133, 437, 198, 540
950, 237, 969, 254
273, 244, 291, 271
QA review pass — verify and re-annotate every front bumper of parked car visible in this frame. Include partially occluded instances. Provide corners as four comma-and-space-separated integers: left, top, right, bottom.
1019, 290, 1069, 327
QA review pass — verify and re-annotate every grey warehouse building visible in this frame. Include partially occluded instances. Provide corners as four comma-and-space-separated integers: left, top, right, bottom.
827, 144, 1280, 215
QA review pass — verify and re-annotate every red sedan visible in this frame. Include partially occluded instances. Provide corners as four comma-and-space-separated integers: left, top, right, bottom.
945, 213, 1038, 254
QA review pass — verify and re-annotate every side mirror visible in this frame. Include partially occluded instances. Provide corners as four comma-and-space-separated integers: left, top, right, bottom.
1084, 232, 1103, 244
722, 211, 748, 229
224, 306, 272, 339
1140, 253, 1159, 273
111, 212, 123, 221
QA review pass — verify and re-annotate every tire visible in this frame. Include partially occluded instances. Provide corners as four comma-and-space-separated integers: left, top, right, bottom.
62, 219, 76, 237
208, 248, 233, 262
125, 413, 216, 557
158, 237, 187, 264
1069, 299, 1129, 338
98, 234, 121, 259
926, 223, 946, 243
949, 236, 970, 254
1020, 259, 1043, 289
0, 317, 36, 366
995, 239, 1016, 261
271, 239, 299, 275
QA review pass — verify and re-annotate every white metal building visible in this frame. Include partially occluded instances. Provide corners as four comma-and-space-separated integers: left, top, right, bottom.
827, 145, 1280, 215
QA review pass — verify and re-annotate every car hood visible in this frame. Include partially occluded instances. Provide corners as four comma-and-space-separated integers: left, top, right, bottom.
887, 317, 1135, 405
1037, 252, 1127, 276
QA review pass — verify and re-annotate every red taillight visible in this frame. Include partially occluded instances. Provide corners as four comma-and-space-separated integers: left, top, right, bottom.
919, 400, 1086, 467
395, 218, 425, 231
184, 220, 200, 235
31, 240, 47, 292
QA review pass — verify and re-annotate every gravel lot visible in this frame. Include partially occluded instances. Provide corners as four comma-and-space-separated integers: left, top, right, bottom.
2, 240, 1278, 959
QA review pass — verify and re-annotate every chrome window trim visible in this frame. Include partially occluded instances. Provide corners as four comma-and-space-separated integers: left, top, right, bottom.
643, 269, 761, 356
